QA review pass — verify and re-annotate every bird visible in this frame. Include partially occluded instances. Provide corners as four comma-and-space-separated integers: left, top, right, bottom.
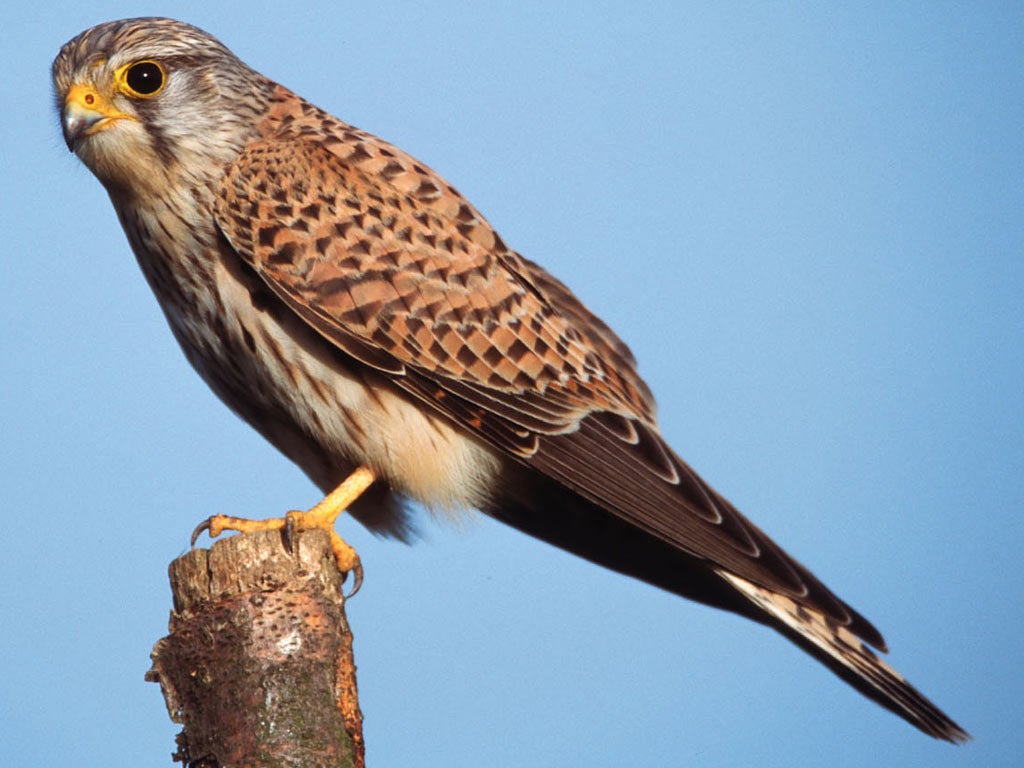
54, 17, 967, 742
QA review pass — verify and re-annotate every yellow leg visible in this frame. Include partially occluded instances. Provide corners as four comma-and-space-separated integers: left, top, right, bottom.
191, 465, 376, 594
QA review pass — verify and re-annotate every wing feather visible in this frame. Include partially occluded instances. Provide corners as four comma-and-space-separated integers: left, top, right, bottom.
214, 132, 883, 648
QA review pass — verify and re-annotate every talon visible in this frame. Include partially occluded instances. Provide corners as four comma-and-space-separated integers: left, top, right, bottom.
323, 527, 364, 596
185, 466, 376, 592
283, 510, 300, 555
345, 559, 364, 598
191, 518, 212, 547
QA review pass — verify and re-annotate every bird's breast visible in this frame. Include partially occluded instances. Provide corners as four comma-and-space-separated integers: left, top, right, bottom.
116, 192, 502, 522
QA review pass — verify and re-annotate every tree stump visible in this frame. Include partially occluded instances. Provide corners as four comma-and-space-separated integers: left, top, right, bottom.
147, 529, 364, 768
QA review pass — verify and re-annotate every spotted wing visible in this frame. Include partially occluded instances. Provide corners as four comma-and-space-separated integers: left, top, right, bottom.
213, 133, 883, 647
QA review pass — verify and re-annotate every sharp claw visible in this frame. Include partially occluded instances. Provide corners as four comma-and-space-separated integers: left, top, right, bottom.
190, 518, 212, 547
283, 512, 299, 555
189, 509, 362, 597
344, 560, 364, 598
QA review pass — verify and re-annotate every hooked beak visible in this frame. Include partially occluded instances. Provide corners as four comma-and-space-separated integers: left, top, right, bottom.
61, 83, 136, 151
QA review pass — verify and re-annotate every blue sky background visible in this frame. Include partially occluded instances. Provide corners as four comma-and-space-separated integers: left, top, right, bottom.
3, 2, 1021, 766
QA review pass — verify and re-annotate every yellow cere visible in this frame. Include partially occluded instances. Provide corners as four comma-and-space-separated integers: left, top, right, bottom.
63, 83, 137, 131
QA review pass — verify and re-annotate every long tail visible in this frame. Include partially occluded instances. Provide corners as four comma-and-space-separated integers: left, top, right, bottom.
488, 476, 969, 742
718, 571, 970, 742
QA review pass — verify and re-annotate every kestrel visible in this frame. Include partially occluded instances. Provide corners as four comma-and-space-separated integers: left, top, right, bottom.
54, 18, 968, 742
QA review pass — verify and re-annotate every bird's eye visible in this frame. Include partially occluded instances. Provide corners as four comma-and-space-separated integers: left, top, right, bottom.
121, 61, 165, 97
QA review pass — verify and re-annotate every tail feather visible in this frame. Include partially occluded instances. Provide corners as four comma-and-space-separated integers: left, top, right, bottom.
718, 571, 970, 743
489, 474, 968, 741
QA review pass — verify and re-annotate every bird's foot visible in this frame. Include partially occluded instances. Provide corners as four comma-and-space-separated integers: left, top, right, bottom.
191, 465, 376, 595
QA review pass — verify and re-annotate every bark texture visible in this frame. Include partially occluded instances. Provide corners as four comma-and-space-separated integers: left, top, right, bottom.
147, 529, 364, 768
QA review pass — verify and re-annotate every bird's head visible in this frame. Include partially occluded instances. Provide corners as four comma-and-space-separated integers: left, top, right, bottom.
53, 18, 271, 192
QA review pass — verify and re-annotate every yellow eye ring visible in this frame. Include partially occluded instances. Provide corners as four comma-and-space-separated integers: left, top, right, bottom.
116, 60, 166, 98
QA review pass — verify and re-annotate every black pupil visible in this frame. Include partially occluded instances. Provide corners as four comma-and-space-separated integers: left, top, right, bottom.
126, 62, 163, 94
